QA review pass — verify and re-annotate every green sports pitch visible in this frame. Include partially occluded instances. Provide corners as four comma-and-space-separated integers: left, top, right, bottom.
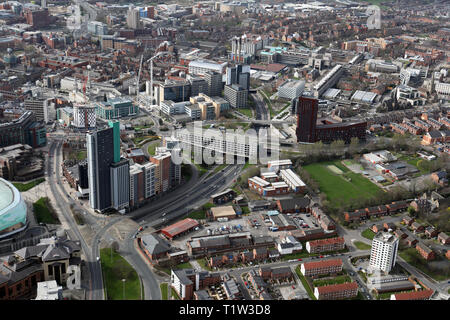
303, 160, 383, 208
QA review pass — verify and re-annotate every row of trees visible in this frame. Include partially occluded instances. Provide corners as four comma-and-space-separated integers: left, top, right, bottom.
294, 133, 426, 167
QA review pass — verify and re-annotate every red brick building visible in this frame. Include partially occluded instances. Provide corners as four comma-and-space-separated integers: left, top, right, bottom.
415, 243, 435, 261
24, 8, 51, 28
438, 232, 450, 245
391, 289, 433, 300
300, 259, 343, 277
314, 282, 358, 300
306, 237, 345, 253
161, 218, 199, 240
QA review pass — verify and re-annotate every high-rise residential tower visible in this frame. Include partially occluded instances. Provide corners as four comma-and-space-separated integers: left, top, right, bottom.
369, 232, 399, 274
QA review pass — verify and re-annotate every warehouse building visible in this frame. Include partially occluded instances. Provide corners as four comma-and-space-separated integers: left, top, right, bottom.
161, 218, 200, 240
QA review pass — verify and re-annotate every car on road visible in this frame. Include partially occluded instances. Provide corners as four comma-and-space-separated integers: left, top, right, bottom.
162, 212, 167, 217
297, 258, 302, 261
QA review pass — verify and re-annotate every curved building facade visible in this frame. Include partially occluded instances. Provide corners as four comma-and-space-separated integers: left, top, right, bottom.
0, 178, 27, 238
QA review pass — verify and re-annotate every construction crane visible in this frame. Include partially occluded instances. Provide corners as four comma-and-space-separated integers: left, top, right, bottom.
83, 65, 91, 103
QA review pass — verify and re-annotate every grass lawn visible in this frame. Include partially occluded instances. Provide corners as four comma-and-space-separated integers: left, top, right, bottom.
213, 163, 228, 174
188, 203, 215, 220
160, 283, 168, 300
355, 0, 393, 9
295, 266, 316, 300
361, 228, 376, 240
358, 271, 368, 283
196, 258, 213, 271
171, 287, 180, 300
238, 107, 253, 118
313, 275, 352, 287
175, 262, 193, 269
147, 143, 158, 156
100, 248, 142, 300
13, 178, 45, 192
181, 164, 192, 183
399, 248, 450, 282
187, 210, 205, 219
33, 197, 59, 224
193, 162, 211, 177
76, 150, 87, 160
354, 241, 372, 250
303, 160, 382, 208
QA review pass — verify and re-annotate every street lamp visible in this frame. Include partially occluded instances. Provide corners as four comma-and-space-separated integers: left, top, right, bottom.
122, 279, 126, 300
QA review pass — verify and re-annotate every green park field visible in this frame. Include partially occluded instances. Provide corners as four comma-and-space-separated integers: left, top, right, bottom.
303, 160, 383, 208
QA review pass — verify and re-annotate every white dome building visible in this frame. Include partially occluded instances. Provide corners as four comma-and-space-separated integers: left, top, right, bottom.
0, 178, 27, 239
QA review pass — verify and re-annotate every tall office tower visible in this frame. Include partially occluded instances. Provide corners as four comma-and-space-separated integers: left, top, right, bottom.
188, 77, 208, 96
226, 65, 250, 90
369, 232, 399, 274
295, 96, 318, 143
126, 5, 141, 29
110, 159, 130, 211
87, 127, 114, 212
204, 71, 223, 97
87, 121, 122, 212
224, 84, 248, 108
24, 98, 49, 123
78, 161, 89, 189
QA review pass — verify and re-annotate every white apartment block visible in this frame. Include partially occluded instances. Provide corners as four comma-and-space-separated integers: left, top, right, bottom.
369, 232, 399, 274
279, 168, 306, 193
435, 82, 450, 98
175, 127, 258, 159
73, 104, 96, 129
313, 64, 343, 98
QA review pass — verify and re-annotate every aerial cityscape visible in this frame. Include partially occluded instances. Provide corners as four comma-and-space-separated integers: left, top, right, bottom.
0, 0, 449, 305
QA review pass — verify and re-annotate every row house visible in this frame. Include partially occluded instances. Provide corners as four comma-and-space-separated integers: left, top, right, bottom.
403, 216, 415, 226
439, 117, 450, 128
437, 232, 449, 245
424, 226, 439, 238
391, 123, 408, 135
305, 237, 345, 254
414, 119, 432, 132
416, 243, 435, 261
300, 259, 343, 277
411, 222, 425, 233
394, 229, 407, 239
171, 269, 221, 300
421, 130, 450, 145
402, 120, 422, 135
310, 205, 336, 231
405, 236, 418, 248
314, 282, 358, 300
426, 118, 444, 130
431, 171, 448, 187
344, 201, 408, 222
259, 266, 293, 282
